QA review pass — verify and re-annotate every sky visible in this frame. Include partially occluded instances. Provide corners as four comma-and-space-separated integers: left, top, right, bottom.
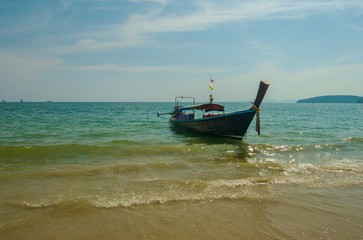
0, 0, 363, 102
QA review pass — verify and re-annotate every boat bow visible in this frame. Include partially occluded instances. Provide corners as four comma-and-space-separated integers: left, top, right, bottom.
253, 81, 270, 108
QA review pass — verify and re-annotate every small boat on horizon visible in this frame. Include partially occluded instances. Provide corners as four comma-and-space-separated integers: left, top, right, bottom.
158, 80, 270, 140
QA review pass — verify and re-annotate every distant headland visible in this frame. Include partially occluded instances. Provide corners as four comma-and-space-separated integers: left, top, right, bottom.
297, 95, 363, 103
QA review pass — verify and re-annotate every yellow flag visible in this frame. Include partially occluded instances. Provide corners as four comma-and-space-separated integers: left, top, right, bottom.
209, 84, 214, 90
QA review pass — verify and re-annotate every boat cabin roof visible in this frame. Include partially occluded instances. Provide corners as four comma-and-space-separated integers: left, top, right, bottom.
176, 103, 225, 112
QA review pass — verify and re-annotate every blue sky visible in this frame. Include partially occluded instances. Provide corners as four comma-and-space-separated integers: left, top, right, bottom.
1, 0, 363, 102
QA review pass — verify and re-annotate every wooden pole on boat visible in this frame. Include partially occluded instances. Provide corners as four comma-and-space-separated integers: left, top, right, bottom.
157, 112, 172, 117
252, 81, 269, 135
253, 81, 270, 108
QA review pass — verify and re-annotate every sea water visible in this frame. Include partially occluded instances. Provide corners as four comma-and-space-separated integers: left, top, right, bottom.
0, 102, 362, 239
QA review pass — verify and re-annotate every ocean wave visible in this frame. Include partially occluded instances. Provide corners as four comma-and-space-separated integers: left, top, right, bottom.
248, 143, 342, 155
0, 143, 232, 161
14, 163, 362, 210
0, 144, 122, 161
341, 137, 363, 143
15, 187, 267, 209
1, 139, 361, 167
0, 161, 194, 180
2, 144, 362, 184
2, 140, 362, 210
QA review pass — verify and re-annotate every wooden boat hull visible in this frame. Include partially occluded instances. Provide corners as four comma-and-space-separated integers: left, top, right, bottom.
162, 81, 269, 140
170, 109, 256, 139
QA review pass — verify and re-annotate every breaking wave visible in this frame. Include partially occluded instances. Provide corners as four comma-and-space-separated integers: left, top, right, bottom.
14, 158, 362, 209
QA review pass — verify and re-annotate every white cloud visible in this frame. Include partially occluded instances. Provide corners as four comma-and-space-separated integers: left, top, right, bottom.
343, 24, 363, 31
0, 51, 63, 82
119, 0, 360, 35
48, 34, 153, 54
129, 0, 170, 4
59, 0, 73, 9
46, 0, 363, 53
74, 63, 184, 72
73, 63, 231, 73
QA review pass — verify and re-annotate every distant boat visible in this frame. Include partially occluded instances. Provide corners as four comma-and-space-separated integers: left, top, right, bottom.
158, 81, 269, 139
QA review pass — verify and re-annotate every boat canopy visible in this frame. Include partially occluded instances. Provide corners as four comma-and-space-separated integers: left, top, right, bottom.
177, 103, 225, 112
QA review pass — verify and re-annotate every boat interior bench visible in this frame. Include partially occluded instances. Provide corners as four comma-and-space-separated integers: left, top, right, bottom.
177, 114, 194, 120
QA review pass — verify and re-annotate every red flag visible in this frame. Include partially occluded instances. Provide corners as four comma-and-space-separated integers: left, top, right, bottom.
210, 77, 214, 83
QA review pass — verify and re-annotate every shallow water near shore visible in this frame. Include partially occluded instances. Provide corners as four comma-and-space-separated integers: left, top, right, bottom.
0, 102, 362, 239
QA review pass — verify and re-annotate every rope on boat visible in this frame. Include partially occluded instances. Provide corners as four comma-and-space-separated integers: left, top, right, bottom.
252, 105, 261, 135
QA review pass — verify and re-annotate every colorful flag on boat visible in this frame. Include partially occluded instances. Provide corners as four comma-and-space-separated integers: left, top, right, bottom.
210, 77, 214, 83
209, 84, 214, 90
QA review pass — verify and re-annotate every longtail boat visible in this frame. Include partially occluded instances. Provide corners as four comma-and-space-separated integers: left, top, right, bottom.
158, 81, 269, 139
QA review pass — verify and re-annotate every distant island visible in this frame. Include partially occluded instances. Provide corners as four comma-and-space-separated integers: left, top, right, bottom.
297, 95, 363, 103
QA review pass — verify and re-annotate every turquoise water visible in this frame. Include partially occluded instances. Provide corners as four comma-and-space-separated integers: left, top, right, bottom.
0, 102, 362, 239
